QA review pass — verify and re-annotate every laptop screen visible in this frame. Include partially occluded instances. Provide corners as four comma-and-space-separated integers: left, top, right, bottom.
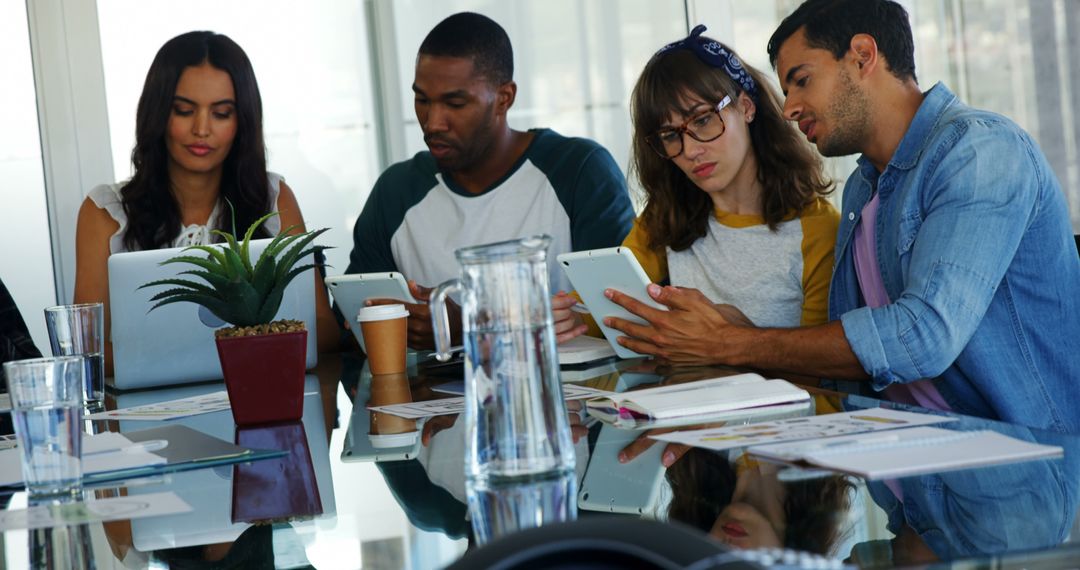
107, 239, 318, 390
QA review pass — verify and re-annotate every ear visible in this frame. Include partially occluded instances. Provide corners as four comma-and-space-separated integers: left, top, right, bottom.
738, 92, 757, 124
848, 34, 879, 79
494, 80, 517, 116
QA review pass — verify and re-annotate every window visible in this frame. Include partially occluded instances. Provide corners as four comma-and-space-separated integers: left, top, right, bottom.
97, 0, 382, 274
0, 1, 55, 350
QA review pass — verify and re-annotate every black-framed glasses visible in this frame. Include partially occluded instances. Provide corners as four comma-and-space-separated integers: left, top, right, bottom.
646, 95, 733, 159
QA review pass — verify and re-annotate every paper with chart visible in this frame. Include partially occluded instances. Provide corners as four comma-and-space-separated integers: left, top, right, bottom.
87, 390, 232, 421
747, 426, 1063, 479
650, 407, 956, 451
0, 492, 191, 531
370, 384, 610, 419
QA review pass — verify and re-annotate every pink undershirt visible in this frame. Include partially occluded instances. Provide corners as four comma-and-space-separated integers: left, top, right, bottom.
853, 192, 952, 499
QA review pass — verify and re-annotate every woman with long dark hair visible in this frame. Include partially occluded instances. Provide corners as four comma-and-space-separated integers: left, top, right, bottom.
554, 26, 837, 347
74, 31, 337, 370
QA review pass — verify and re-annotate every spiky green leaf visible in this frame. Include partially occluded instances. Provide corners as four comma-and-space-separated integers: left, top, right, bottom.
146, 293, 234, 323
242, 212, 278, 264
138, 279, 216, 296
177, 269, 230, 290
275, 228, 330, 282
143, 208, 329, 327
160, 255, 224, 274
220, 280, 265, 326
263, 231, 307, 262
178, 245, 227, 268
219, 245, 249, 280
251, 255, 277, 298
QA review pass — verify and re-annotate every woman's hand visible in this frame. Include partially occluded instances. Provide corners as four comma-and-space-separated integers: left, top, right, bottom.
552, 291, 587, 343
618, 427, 692, 468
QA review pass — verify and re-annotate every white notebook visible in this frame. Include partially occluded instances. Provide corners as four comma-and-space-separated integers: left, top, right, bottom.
748, 425, 1063, 480
585, 373, 811, 428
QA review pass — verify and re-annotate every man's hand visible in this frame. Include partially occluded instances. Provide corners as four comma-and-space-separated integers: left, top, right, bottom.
552, 291, 587, 343
369, 280, 461, 350
603, 284, 753, 366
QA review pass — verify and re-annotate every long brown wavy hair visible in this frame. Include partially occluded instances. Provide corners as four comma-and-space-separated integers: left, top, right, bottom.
631, 43, 833, 252
121, 31, 271, 251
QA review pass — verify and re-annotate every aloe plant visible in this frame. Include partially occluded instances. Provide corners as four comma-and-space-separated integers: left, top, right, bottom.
139, 212, 328, 328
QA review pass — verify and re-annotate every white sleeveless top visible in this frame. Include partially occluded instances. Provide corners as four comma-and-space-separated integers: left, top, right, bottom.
88, 172, 285, 254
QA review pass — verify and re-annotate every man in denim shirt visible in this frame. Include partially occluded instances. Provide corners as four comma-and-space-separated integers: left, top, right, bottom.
602, 0, 1080, 433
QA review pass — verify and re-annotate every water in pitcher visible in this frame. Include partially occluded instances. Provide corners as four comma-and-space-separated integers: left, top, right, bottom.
463, 324, 576, 544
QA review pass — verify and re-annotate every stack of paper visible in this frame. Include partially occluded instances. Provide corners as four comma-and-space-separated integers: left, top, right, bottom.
650, 408, 956, 451
585, 373, 811, 429
747, 425, 1063, 479
370, 383, 609, 420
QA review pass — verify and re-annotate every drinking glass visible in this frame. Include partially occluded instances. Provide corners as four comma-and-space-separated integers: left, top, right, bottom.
44, 303, 104, 411
4, 356, 85, 498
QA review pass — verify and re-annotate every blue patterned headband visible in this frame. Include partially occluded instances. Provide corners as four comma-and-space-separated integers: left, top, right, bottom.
654, 24, 758, 99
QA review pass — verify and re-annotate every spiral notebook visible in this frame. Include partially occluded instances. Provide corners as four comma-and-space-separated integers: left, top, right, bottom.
747, 426, 1063, 480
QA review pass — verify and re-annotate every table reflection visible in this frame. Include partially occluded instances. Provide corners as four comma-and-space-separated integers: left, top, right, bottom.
2, 352, 1077, 568
233, 421, 322, 524
346, 355, 1080, 566
30, 520, 95, 569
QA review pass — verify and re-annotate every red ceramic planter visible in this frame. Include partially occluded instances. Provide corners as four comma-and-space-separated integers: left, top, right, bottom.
215, 330, 307, 426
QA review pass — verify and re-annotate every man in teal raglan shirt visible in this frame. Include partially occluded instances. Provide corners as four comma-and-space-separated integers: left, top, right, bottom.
346, 12, 634, 350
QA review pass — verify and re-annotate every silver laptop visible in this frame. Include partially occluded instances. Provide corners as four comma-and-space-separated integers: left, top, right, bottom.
107, 238, 318, 390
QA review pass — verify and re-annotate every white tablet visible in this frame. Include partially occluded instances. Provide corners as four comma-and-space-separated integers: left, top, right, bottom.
325, 273, 417, 351
578, 424, 666, 515
557, 247, 666, 359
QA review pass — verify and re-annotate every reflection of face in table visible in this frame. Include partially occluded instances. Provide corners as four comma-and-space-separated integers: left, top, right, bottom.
666, 448, 855, 556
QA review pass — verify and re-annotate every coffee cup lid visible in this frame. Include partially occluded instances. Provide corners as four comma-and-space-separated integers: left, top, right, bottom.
357, 304, 409, 322
368, 431, 419, 448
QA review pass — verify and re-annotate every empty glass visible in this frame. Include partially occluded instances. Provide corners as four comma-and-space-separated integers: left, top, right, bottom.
4, 356, 85, 498
430, 235, 577, 544
44, 303, 104, 411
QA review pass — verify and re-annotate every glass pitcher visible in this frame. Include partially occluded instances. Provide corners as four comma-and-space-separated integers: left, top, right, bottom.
430, 234, 577, 544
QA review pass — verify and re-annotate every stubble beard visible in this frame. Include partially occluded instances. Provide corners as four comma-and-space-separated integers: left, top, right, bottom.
440, 104, 499, 173
817, 68, 872, 158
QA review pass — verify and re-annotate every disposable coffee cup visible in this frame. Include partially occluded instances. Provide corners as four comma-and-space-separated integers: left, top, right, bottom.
368, 372, 418, 443
368, 431, 419, 449
357, 305, 409, 375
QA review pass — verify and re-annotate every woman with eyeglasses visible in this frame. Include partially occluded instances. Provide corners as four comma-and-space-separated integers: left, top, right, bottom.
554, 26, 838, 344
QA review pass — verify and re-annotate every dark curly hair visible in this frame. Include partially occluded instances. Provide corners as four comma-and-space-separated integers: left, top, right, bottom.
767, 0, 917, 82
121, 31, 271, 252
418, 12, 513, 85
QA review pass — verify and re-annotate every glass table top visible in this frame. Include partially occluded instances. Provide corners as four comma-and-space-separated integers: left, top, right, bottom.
1, 352, 1077, 569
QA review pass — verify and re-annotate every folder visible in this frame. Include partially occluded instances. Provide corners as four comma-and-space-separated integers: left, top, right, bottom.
0, 424, 285, 491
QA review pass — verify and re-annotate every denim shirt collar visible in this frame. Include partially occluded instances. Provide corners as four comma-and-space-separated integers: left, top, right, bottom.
855, 82, 957, 179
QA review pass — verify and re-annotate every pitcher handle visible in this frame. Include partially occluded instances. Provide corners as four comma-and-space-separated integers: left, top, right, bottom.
430, 279, 463, 362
